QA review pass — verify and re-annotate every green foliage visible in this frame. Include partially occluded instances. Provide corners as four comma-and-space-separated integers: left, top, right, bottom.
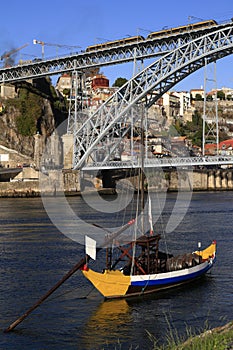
112, 77, 128, 87
195, 93, 203, 101
217, 90, 225, 100
177, 107, 231, 147
145, 321, 233, 350
168, 124, 178, 136
16, 89, 43, 136
5, 78, 68, 138
63, 88, 70, 96
174, 110, 203, 147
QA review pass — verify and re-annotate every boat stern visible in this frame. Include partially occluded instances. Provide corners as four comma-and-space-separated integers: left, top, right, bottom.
194, 240, 217, 262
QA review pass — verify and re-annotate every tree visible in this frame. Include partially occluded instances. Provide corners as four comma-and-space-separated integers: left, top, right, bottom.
217, 90, 225, 100
195, 93, 203, 101
63, 88, 70, 97
112, 77, 128, 87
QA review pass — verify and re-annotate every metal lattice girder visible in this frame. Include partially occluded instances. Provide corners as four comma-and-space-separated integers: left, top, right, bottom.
67, 71, 89, 134
0, 21, 232, 83
73, 24, 233, 169
82, 155, 233, 170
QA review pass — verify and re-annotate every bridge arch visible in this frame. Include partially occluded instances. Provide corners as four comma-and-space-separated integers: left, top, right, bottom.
72, 24, 233, 169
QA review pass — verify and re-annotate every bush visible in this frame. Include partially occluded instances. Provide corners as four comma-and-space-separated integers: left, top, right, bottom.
16, 89, 43, 136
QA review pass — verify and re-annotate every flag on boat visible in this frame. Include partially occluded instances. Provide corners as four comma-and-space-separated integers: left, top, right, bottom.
85, 236, 96, 260
148, 195, 154, 235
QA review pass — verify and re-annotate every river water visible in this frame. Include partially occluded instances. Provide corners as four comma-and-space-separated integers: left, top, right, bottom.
0, 191, 232, 349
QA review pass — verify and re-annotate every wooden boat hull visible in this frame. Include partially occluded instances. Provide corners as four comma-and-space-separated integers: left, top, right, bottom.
81, 242, 216, 299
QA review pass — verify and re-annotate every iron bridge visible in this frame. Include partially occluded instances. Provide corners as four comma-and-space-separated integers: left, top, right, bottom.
71, 21, 233, 170
82, 156, 233, 170
2, 20, 233, 170
0, 20, 232, 83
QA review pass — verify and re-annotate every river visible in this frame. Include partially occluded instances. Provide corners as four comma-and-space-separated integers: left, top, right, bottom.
0, 191, 232, 349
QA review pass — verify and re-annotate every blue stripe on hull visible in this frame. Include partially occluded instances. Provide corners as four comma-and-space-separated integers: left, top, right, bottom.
131, 263, 212, 287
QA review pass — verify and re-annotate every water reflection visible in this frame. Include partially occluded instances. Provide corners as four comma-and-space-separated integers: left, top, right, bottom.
81, 299, 133, 349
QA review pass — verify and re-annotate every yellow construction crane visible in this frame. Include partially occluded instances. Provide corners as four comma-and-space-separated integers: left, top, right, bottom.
33, 39, 81, 59
0, 43, 29, 67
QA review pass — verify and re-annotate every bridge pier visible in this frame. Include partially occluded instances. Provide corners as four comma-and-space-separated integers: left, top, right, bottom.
61, 133, 73, 169
227, 170, 233, 188
208, 170, 216, 190
215, 170, 222, 189
222, 171, 228, 189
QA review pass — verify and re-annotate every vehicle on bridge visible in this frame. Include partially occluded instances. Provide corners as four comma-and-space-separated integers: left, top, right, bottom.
86, 35, 145, 52
86, 19, 218, 53
147, 19, 218, 40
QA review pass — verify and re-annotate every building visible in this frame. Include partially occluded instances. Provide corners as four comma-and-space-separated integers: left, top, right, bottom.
219, 139, 233, 155
190, 88, 205, 101
0, 84, 17, 99
219, 87, 233, 99
162, 92, 180, 123
0, 144, 32, 168
55, 73, 72, 96
172, 91, 193, 122
86, 74, 117, 112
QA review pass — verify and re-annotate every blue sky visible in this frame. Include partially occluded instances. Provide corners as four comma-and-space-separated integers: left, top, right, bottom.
1, 0, 233, 90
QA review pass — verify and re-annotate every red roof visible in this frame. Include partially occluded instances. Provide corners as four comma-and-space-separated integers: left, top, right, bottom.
205, 144, 216, 149
219, 139, 233, 149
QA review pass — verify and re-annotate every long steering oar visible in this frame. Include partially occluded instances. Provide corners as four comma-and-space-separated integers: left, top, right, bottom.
4, 219, 134, 333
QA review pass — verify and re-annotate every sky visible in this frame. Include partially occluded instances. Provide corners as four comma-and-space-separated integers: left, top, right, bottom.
1, 0, 233, 91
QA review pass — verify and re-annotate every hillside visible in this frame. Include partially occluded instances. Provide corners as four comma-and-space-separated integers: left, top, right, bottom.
0, 78, 68, 159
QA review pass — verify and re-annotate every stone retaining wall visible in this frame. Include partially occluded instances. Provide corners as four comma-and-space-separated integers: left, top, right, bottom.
127, 168, 233, 192
0, 180, 40, 197
1, 169, 233, 197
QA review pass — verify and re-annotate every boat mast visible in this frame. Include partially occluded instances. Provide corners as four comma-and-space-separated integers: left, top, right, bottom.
140, 102, 145, 235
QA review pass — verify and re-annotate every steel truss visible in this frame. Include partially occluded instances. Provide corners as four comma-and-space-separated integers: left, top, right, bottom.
0, 21, 231, 84
73, 24, 233, 170
67, 71, 88, 134
82, 155, 233, 170
202, 60, 219, 154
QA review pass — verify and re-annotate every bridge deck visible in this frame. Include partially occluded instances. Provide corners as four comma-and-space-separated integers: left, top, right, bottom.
0, 20, 232, 83
82, 156, 233, 170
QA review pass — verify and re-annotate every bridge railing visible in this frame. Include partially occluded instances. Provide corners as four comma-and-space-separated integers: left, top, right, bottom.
82, 155, 233, 170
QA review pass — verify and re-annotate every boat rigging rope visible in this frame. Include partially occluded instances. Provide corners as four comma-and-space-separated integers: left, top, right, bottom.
45, 285, 96, 302
130, 171, 141, 276
139, 275, 151, 296
115, 167, 134, 228
155, 190, 169, 256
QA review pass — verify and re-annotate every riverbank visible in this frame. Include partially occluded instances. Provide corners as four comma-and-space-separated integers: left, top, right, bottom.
156, 320, 233, 350
1, 168, 233, 197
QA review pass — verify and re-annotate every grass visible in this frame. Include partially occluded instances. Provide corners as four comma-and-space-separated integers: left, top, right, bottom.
100, 320, 233, 349
146, 320, 233, 350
